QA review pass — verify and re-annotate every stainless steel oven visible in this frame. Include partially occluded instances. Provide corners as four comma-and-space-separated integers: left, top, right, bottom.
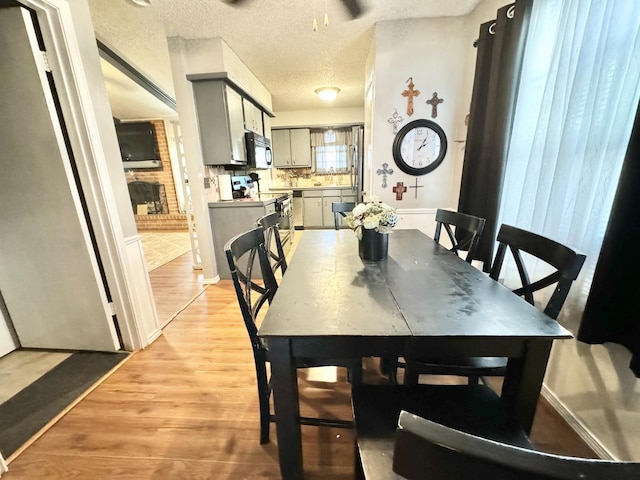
274, 194, 293, 247
259, 191, 294, 248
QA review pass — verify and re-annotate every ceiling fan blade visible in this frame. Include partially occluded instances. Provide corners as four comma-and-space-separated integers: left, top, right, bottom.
341, 0, 365, 19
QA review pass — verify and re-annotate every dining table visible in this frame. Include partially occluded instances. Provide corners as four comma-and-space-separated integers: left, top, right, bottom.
258, 229, 572, 480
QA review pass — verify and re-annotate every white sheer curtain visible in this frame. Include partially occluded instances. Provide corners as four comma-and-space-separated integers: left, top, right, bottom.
311, 128, 353, 172
498, 0, 640, 323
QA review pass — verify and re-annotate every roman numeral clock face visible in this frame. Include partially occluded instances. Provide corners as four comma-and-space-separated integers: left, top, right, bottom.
392, 119, 448, 176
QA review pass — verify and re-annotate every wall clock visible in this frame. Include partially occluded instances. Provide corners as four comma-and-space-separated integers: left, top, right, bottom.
392, 119, 447, 176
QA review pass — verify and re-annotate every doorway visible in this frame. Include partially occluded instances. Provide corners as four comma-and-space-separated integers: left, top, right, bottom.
0, 5, 120, 354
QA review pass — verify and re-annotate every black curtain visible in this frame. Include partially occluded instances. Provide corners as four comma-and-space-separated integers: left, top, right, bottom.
457, 0, 532, 271
578, 101, 640, 377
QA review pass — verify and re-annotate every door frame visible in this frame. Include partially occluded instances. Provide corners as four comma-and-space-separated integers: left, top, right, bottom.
17, 0, 161, 350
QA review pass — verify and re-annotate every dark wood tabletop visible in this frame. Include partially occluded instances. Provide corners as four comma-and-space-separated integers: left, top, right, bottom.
259, 229, 572, 480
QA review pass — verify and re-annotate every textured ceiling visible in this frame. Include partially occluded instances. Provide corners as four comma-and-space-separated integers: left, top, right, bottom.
90, 0, 483, 117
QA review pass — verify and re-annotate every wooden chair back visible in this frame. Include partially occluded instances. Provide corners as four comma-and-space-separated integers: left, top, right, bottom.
489, 225, 586, 320
332, 202, 355, 230
434, 209, 486, 263
256, 212, 287, 277
224, 227, 278, 354
393, 411, 640, 480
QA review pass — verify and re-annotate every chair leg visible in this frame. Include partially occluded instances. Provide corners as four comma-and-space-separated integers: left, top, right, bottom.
348, 359, 363, 385
255, 360, 271, 444
403, 362, 420, 385
467, 375, 480, 385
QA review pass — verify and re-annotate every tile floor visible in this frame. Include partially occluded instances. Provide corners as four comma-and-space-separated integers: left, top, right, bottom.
140, 231, 192, 271
0, 351, 71, 404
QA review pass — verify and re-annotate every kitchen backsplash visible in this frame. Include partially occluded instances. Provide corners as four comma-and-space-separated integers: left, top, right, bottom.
269, 168, 350, 188
204, 165, 351, 202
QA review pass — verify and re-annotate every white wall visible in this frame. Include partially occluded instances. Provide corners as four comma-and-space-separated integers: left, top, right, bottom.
369, 16, 468, 212
271, 107, 364, 128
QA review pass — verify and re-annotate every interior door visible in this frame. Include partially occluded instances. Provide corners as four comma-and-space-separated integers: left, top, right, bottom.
0, 7, 120, 351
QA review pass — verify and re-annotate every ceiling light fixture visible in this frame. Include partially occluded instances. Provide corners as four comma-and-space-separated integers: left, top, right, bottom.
127, 0, 153, 7
315, 86, 340, 102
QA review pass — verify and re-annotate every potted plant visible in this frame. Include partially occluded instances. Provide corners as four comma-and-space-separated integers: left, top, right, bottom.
345, 196, 399, 260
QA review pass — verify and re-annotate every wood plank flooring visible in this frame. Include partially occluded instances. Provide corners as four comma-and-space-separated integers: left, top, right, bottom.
3, 237, 597, 479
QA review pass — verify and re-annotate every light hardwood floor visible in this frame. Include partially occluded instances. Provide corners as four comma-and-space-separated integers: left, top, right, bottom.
3, 240, 597, 479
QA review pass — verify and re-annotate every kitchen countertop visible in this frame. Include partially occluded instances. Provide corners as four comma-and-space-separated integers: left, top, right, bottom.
208, 197, 276, 208
269, 185, 352, 191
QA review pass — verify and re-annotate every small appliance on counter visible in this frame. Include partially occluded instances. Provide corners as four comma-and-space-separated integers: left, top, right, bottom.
231, 175, 257, 199
218, 174, 233, 201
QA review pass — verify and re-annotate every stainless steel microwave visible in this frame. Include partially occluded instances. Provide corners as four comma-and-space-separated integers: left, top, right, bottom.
245, 132, 272, 169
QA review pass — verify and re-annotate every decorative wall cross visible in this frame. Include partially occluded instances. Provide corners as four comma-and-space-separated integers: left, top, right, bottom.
387, 109, 404, 134
426, 92, 444, 118
376, 162, 394, 188
408, 178, 424, 199
402, 77, 420, 116
392, 181, 407, 200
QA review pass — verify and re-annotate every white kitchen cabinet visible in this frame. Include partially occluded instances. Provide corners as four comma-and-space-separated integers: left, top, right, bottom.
301, 188, 355, 228
263, 114, 272, 141
272, 129, 292, 167
342, 194, 357, 204
192, 80, 246, 165
272, 128, 311, 167
322, 192, 342, 227
290, 128, 311, 166
302, 190, 323, 228
243, 98, 263, 135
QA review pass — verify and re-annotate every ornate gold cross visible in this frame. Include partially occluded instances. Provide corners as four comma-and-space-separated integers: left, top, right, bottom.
402, 77, 420, 116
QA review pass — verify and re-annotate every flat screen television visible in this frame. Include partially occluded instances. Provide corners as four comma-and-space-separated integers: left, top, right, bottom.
115, 121, 161, 169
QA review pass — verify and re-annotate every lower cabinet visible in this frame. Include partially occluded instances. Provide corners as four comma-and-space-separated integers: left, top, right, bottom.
303, 195, 324, 228
322, 196, 342, 227
302, 189, 357, 229
209, 201, 276, 279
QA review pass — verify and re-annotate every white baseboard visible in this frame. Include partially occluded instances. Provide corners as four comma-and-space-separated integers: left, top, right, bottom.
541, 385, 615, 460
0, 453, 8, 476
202, 275, 220, 285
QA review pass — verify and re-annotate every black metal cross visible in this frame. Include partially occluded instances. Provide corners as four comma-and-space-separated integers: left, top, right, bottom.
426, 92, 444, 118
376, 162, 394, 188
408, 178, 424, 199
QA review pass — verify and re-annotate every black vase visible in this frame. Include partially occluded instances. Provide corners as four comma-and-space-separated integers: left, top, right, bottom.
359, 228, 389, 261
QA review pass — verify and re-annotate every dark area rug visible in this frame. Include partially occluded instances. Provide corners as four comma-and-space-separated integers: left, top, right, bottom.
0, 351, 128, 458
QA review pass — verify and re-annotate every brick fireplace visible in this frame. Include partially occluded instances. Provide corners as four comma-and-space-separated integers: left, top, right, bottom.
124, 120, 188, 232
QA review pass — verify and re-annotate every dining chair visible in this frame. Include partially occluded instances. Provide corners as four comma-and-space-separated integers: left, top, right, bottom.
332, 202, 356, 230
433, 208, 486, 263
393, 411, 640, 480
352, 383, 533, 480
382, 209, 486, 384
403, 223, 586, 385
256, 211, 287, 278
224, 227, 360, 444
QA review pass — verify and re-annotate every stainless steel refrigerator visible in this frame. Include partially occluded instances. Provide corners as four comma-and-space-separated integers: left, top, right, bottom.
350, 125, 364, 202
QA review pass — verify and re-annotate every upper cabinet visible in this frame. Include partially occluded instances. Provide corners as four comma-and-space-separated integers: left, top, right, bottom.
263, 115, 272, 141
272, 128, 311, 168
191, 81, 246, 166
243, 99, 263, 135
188, 73, 275, 166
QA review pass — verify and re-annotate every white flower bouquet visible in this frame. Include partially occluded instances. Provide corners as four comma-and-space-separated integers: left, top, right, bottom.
345, 196, 399, 239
